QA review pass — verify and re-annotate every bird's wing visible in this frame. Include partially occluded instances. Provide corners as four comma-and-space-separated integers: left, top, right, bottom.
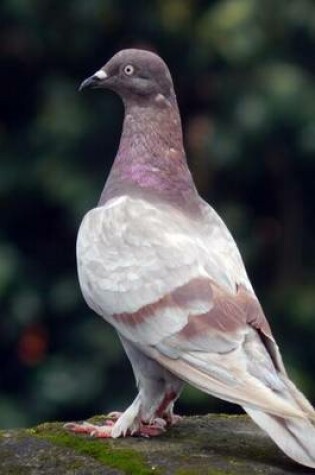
77, 195, 304, 419
198, 198, 253, 293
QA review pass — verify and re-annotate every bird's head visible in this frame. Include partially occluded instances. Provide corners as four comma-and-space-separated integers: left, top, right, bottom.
79, 49, 175, 104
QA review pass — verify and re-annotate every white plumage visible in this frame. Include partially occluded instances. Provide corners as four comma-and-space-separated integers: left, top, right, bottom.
65, 48, 315, 469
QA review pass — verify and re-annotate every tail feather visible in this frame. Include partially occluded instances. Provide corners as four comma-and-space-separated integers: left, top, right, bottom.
280, 374, 315, 418
244, 376, 315, 468
245, 407, 315, 468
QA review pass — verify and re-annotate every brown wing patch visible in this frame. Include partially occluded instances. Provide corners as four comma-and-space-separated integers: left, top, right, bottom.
177, 283, 272, 339
237, 285, 273, 340
113, 277, 272, 340
113, 277, 213, 327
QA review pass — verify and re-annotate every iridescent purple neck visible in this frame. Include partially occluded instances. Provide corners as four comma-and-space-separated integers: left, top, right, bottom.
99, 94, 199, 210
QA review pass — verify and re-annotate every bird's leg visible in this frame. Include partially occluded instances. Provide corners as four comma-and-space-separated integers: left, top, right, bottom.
155, 389, 183, 426
65, 336, 183, 438
118, 335, 183, 431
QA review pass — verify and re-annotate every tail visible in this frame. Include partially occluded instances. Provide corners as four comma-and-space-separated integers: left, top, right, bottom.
244, 375, 315, 469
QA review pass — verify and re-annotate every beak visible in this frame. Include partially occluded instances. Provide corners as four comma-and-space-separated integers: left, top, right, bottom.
79, 69, 108, 92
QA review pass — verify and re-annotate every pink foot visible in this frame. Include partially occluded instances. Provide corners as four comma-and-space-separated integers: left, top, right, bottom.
137, 418, 166, 437
64, 417, 166, 438
164, 414, 183, 426
64, 421, 114, 438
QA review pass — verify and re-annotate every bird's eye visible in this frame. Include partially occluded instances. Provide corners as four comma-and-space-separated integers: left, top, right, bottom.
124, 64, 134, 76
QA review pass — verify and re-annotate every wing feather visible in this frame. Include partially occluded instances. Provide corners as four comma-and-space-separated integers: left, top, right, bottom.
77, 195, 306, 418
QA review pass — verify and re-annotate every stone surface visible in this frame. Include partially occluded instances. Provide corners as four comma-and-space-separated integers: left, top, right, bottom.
0, 414, 314, 474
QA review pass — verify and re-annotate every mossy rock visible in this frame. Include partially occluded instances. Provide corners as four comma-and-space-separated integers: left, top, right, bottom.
0, 414, 313, 474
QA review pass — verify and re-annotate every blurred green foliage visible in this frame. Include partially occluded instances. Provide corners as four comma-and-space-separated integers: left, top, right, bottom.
0, 0, 314, 429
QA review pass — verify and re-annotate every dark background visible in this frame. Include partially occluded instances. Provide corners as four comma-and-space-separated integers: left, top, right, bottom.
1, 0, 314, 429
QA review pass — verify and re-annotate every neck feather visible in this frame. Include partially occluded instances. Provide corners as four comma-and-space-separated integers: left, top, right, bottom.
99, 95, 198, 210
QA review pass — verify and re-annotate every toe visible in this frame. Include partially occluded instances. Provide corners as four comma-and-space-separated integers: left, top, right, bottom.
169, 414, 183, 425
64, 421, 114, 436
64, 422, 96, 434
90, 425, 113, 438
136, 419, 167, 438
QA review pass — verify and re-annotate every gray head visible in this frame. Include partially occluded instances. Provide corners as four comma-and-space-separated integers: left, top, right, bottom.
79, 49, 175, 103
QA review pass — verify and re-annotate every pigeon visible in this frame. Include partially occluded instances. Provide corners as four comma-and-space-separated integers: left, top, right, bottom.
65, 49, 315, 468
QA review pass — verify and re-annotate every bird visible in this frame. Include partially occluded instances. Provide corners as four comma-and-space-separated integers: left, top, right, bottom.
65, 49, 315, 468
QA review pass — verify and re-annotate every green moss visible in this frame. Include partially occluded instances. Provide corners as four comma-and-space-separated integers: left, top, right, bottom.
31, 422, 159, 475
